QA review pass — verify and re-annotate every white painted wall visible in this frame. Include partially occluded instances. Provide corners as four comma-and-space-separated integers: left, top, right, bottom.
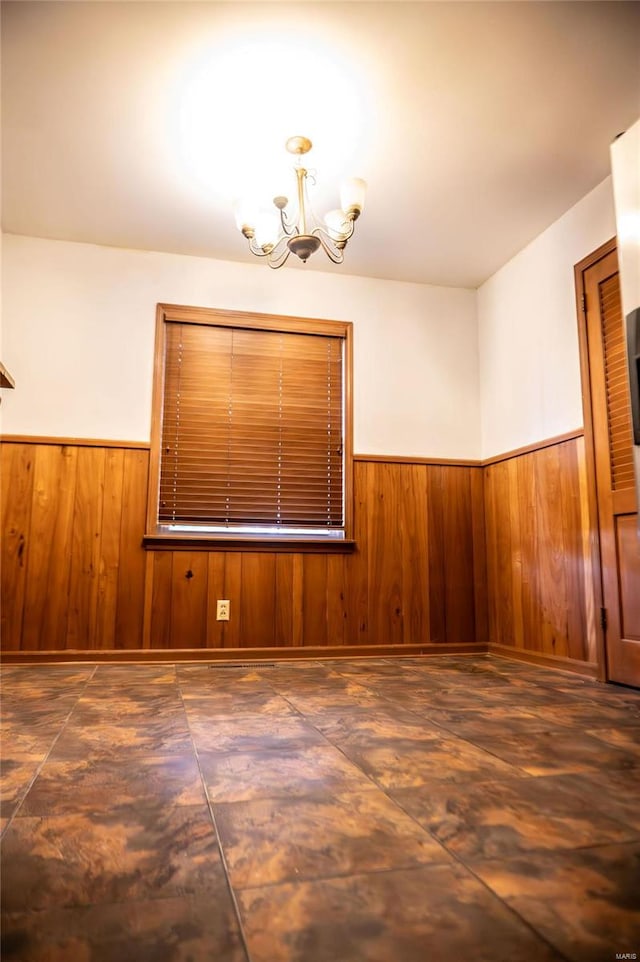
611, 119, 640, 518
611, 121, 640, 320
1, 234, 480, 458
478, 177, 617, 458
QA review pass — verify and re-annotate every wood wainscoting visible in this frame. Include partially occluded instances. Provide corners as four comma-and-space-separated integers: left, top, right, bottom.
1, 433, 600, 670
1, 439, 487, 658
483, 431, 599, 676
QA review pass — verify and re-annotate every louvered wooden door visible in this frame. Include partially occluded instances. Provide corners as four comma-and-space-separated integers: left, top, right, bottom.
583, 246, 640, 687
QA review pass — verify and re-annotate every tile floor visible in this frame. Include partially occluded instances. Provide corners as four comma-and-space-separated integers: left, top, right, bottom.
1, 655, 639, 961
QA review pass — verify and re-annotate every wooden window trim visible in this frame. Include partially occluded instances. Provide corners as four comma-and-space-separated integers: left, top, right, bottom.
145, 304, 354, 550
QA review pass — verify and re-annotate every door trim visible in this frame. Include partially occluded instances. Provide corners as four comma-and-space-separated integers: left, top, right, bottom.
573, 236, 617, 682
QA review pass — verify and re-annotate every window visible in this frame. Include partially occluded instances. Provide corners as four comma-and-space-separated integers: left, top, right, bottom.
145, 305, 354, 550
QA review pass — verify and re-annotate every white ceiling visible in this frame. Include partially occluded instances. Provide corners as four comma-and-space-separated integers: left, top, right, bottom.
2, 1, 639, 288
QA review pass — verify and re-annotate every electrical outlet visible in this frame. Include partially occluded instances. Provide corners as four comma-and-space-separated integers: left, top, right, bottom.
216, 599, 230, 621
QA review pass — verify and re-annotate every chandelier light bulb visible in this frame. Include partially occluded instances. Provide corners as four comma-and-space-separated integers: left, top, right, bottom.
233, 198, 255, 233
340, 178, 367, 217
324, 209, 350, 241
254, 210, 279, 249
232, 137, 366, 269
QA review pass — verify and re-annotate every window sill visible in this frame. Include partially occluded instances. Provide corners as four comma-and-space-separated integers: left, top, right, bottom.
143, 533, 356, 553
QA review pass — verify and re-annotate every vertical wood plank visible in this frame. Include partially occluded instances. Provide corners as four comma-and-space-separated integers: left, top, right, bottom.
344, 461, 369, 645
469, 467, 488, 645
427, 465, 446, 644
400, 464, 429, 645
95, 448, 125, 650
368, 463, 403, 646
222, 553, 242, 648
206, 553, 226, 649
517, 452, 540, 651
576, 436, 598, 662
291, 554, 304, 647
326, 554, 347, 646
302, 554, 328, 646
493, 460, 515, 647
149, 550, 173, 649
67, 447, 106, 650
507, 457, 524, 648
274, 554, 293, 646
115, 449, 148, 649
484, 465, 499, 647
142, 551, 154, 648
559, 440, 588, 661
1, 444, 34, 650
240, 553, 276, 648
442, 467, 475, 644
22, 445, 77, 650
171, 551, 208, 648
536, 446, 570, 657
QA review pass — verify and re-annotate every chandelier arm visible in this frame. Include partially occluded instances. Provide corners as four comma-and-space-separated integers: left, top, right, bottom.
247, 238, 272, 258
321, 215, 356, 244
278, 207, 298, 237
267, 245, 292, 270
312, 228, 345, 265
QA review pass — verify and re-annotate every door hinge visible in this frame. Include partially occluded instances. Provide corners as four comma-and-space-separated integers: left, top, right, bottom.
600, 606, 608, 632
580, 293, 587, 313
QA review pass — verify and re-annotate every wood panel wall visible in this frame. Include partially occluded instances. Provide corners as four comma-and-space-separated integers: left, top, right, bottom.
483, 435, 598, 668
2, 442, 148, 652
1, 441, 487, 655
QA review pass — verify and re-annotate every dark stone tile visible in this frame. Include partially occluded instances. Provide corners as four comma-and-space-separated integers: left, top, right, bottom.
1, 803, 222, 912
200, 744, 373, 803
88, 665, 177, 686
0, 668, 93, 690
0, 755, 43, 818
463, 730, 640, 776
423, 706, 554, 738
215, 787, 449, 888
385, 686, 533, 712
258, 665, 340, 686
472, 843, 640, 962
307, 705, 444, 746
390, 774, 638, 861
177, 666, 272, 689
1, 894, 247, 962
527, 702, 640, 729
2, 690, 81, 711
71, 687, 184, 708
273, 682, 385, 712
237, 863, 564, 962
1, 720, 66, 756
547, 684, 640, 716
338, 735, 521, 789
67, 697, 186, 725
182, 690, 297, 718
544, 770, 640, 832
20, 755, 205, 816
48, 717, 193, 760
485, 657, 561, 674
188, 713, 326, 753
407, 670, 515, 690
331, 659, 410, 678
584, 726, 640, 755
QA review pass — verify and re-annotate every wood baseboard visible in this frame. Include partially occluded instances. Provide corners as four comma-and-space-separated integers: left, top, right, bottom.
488, 643, 600, 679
0, 643, 488, 665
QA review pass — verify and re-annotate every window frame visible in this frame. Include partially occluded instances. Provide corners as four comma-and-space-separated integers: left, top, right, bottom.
144, 304, 354, 552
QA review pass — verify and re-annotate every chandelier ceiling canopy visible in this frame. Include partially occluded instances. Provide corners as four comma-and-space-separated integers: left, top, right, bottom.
233, 136, 366, 270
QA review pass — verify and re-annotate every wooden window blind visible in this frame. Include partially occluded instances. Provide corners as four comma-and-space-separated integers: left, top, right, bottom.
599, 273, 635, 491
150, 308, 350, 540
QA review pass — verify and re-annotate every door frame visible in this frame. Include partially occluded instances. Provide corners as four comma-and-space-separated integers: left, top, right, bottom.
573, 236, 617, 682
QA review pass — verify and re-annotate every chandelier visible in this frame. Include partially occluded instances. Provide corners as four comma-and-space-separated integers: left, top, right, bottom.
233, 136, 366, 270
